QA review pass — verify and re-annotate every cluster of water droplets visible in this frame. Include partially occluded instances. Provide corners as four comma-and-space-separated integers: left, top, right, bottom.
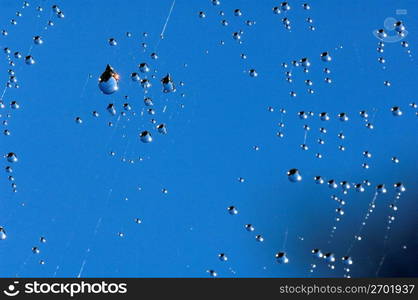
272, 2, 315, 32
0, 2, 67, 271
198, 0, 417, 277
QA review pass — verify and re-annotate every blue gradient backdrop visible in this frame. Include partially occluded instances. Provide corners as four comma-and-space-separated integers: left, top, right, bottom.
0, 0, 417, 277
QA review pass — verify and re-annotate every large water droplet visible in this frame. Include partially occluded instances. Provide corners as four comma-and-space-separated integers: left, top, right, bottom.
98, 65, 119, 95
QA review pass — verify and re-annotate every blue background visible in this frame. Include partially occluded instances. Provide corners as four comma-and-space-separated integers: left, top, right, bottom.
0, 0, 417, 277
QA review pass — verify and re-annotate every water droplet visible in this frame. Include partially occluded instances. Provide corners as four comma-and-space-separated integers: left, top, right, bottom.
365, 123, 374, 129
324, 253, 336, 263
245, 20, 255, 26
144, 97, 153, 106
302, 3, 311, 10
338, 112, 349, 122
287, 168, 302, 182
131, 72, 140, 82
275, 252, 289, 264
342, 256, 353, 265
394, 182, 406, 193
232, 32, 241, 41
52, 5, 60, 13
25, 55, 35, 65
314, 176, 324, 184
0, 227, 7, 240
106, 104, 116, 116
311, 249, 323, 258
141, 79, 152, 89
328, 180, 338, 189
394, 21, 406, 33
336, 208, 344, 215
161, 74, 176, 93
227, 206, 238, 215
10, 101, 19, 109
139, 63, 150, 73
319, 112, 330, 121
273, 7, 281, 14
281, 2, 291, 11
249, 69, 258, 77
363, 151, 372, 158
218, 253, 228, 261
320, 52, 332, 62
13, 52, 22, 59
98, 65, 119, 95
305, 79, 313, 86
33, 35, 43, 45
300, 58, 311, 68
391, 156, 400, 164
156, 124, 167, 134
255, 234, 264, 242
376, 184, 387, 194
391, 106, 402, 116
150, 52, 158, 60
245, 224, 255, 232
6, 153, 18, 163
234, 9, 242, 17
376, 29, 388, 39
355, 183, 365, 192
